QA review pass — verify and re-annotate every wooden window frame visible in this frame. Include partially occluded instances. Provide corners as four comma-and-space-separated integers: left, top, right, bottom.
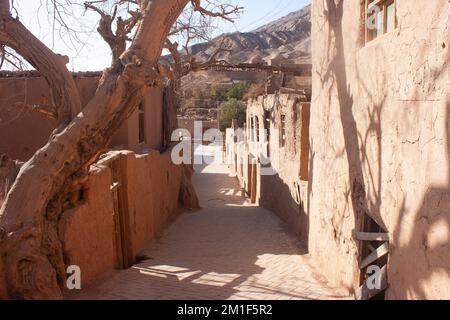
264, 110, 271, 157
249, 116, 254, 142
138, 102, 146, 144
365, 0, 397, 43
255, 116, 260, 142
280, 114, 286, 148
299, 103, 310, 181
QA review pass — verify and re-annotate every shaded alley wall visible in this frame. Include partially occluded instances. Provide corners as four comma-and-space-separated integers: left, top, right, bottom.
226, 93, 311, 241
42, 150, 183, 290
310, 0, 449, 298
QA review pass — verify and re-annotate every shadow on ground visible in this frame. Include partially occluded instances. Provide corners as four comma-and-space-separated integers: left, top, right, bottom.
68, 157, 345, 300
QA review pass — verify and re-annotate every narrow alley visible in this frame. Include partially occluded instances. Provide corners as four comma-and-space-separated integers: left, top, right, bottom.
68, 146, 343, 300
0, 0, 448, 302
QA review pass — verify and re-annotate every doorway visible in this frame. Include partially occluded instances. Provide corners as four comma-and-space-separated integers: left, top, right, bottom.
110, 159, 133, 269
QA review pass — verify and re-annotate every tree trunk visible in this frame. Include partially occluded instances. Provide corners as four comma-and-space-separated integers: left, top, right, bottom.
179, 164, 200, 211
0, 0, 189, 299
162, 80, 180, 149
0, 17, 81, 127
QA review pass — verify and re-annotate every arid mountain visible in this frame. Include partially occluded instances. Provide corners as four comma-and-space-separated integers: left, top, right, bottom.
179, 4, 312, 113
190, 4, 311, 64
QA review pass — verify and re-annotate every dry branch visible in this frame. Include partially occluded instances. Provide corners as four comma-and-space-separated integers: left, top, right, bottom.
0, 2, 81, 128
191, 0, 242, 22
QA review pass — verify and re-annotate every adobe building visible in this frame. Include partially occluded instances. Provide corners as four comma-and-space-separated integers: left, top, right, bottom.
225, 65, 312, 241
308, 0, 449, 299
226, 0, 449, 300
0, 71, 195, 297
0, 71, 165, 161
177, 118, 219, 141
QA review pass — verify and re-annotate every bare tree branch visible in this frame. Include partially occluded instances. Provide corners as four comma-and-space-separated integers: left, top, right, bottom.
0, 2, 81, 127
191, 0, 242, 22
84, 1, 141, 61
0, 45, 28, 70
164, 0, 240, 81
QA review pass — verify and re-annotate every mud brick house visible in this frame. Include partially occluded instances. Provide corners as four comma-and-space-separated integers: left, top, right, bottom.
0, 71, 195, 297
226, 0, 449, 299
225, 61, 312, 242
177, 118, 219, 141
226, 92, 311, 241
309, 0, 449, 299
0, 71, 165, 161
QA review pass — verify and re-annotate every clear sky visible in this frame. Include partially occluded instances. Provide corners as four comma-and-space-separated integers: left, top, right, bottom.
13, 0, 311, 71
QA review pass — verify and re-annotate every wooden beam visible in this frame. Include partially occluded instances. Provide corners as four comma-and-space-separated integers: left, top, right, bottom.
355, 231, 389, 242
355, 265, 388, 300
365, 0, 368, 44
110, 182, 121, 191
200, 62, 312, 77
360, 242, 389, 269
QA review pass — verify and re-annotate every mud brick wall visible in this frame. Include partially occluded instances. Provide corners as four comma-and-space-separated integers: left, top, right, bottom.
58, 150, 184, 288
0, 74, 163, 161
310, 0, 449, 298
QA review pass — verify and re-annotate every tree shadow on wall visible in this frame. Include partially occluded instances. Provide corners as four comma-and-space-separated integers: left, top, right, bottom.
312, 0, 450, 298
388, 6, 450, 296
388, 63, 450, 298
313, 0, 386, 272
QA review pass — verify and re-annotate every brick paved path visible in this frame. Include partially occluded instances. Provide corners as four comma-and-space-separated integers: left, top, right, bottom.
68, 153, 345, 300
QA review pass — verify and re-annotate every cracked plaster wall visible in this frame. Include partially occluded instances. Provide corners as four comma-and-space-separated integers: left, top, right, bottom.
310, 0, 449, 299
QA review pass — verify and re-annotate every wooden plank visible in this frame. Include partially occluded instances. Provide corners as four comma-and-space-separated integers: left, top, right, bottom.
360, 242, 389, 269
355, 265, 388, 300
110, 181, 121, 191
200, 62, 312, 77
250, 163, 257, 204
355, 231, 389, 242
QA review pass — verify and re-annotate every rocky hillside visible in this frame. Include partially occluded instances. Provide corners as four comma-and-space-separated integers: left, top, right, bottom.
190, 4, 311, 64
179, 4, 312, 116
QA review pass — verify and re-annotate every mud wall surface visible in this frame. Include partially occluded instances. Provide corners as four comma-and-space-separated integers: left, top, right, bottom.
122, 151, 183, 258
0, 75, 164, 161
57, 150, 184, 289
0, 253, 6, 299
177, 119, 219, 140
226, 93, 310, 241
59, 165, 116, 285
119, 86, 164, 153
311, 0, 449, 298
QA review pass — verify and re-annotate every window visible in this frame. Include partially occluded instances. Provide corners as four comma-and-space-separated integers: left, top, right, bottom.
385, 1, 396, 33
280, 114, 286, 147
366, 0, 396, 42
249, 116, 254, 142
138, 103, 145, 144
254, 116, 260, 142
264, 110, 271, 157
299, 104, 310, 181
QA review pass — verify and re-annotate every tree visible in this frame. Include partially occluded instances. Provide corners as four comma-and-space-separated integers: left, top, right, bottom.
243, 83, 265, 101
84, 1, 141, 63
218, 98, 246, 131
163, 1, 242, 80
212, 82, 251, 101
0, 0, 239, 299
